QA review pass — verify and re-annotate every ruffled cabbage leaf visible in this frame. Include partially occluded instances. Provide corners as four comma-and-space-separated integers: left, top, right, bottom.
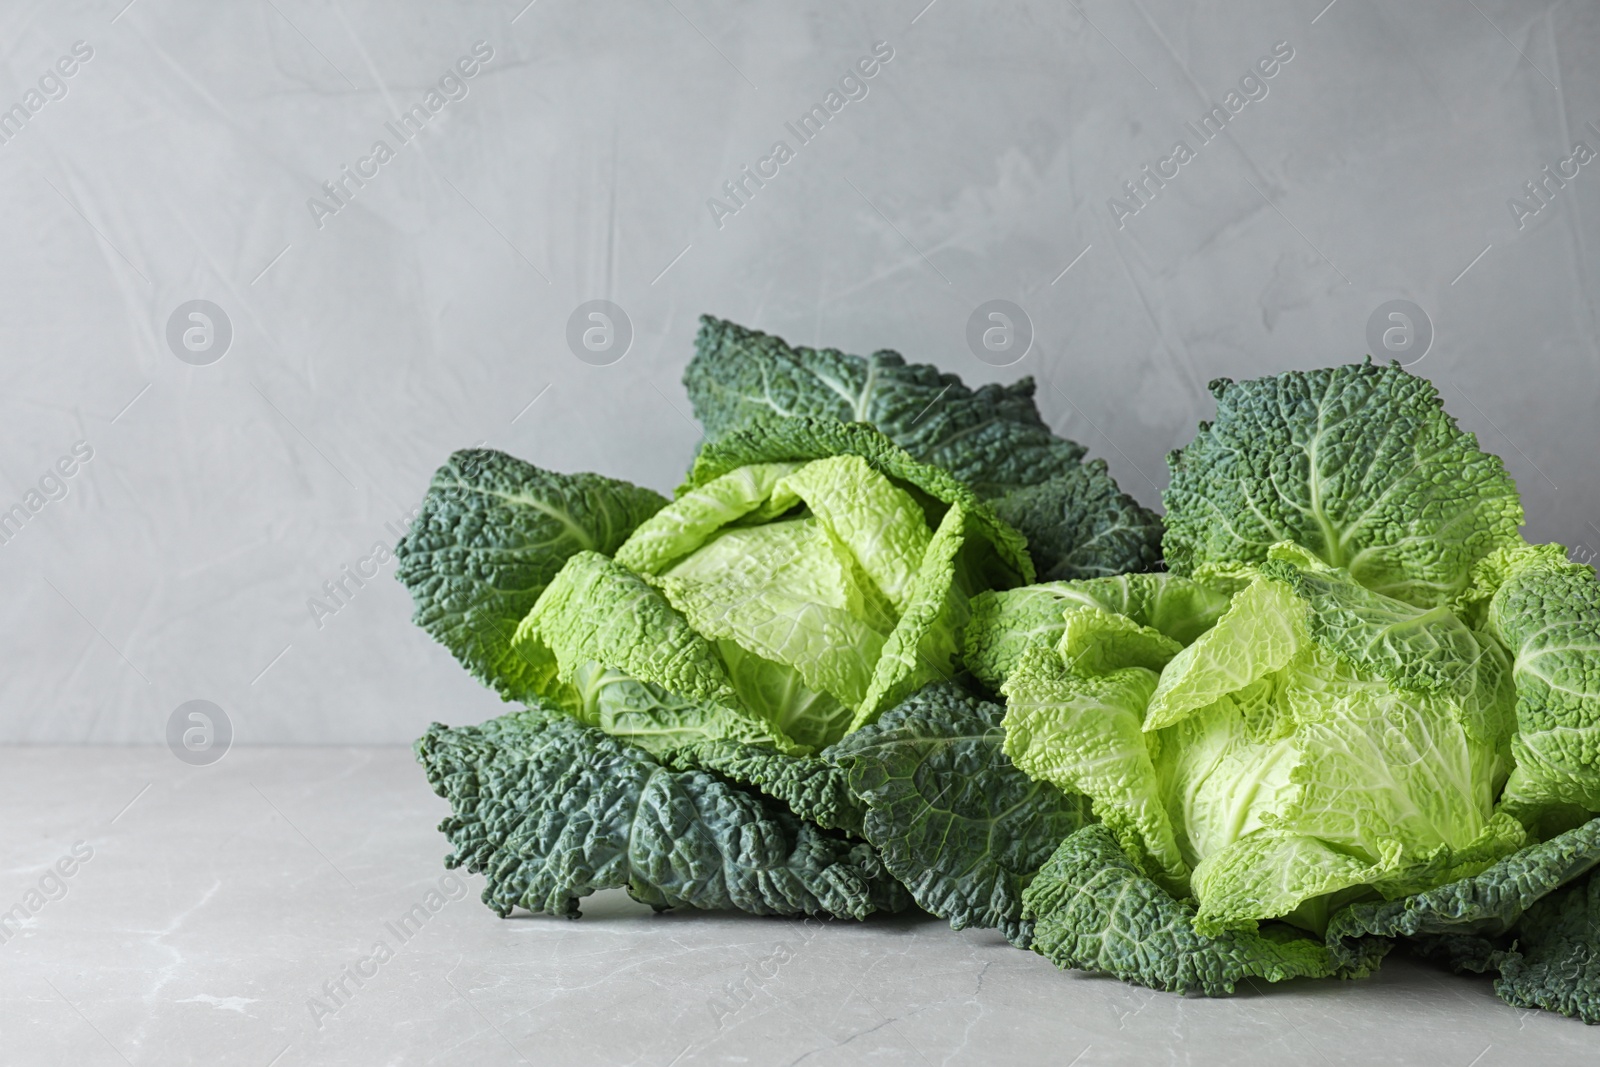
965, 572, 1232, 690
660, 739, 866, 836
415, 707, 908, 919
825, 682, 1092, 945
1494, 871, 1600, 1023
1023, 824, 1386, 995
1326, 817, 1600, 1023
1163, 361, 1524, 609
1487, 554, 1600, 829
684, 315, 1161, 581
394, 450, 668, 702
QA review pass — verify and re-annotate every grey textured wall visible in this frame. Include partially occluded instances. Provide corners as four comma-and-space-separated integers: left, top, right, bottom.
4, 0, 1595, 743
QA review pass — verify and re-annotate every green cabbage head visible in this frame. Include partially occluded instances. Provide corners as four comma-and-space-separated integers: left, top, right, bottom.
397, 416, 1032, 757
984, 544, 1526, 935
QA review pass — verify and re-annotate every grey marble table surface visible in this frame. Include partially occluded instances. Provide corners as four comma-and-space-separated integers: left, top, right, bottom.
2, 746, 1592, 1067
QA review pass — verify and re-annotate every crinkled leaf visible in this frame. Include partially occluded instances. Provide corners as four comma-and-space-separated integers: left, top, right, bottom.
1143, 574, 1304, 732
1191, 813, 1525, 938
1060, 607, 1184, 676
1264, 548, 1483, 692
661, 739, 865, 836
1263, 547, 1516, 752
1325, 817, 1600, 967
641, 455, 937, 725
1179, 643, 1522, 934
1488, 557, 1600, 822
682, 413, 1033, 587
1163, 361, 1524, 609
850, 502, 971, 732
1495, 870, 1600, 1024
1190, 833, 1397, 938
999, 565, 1519, 934
1338, 823, 1600, 1024
988, 461, 1164, 580
1001, 646, 1186, 890
713, 641, 855, 756
775, 455, 933, 615
1023, 825, 1385, 996
685, 316, 1162, 581
415, 709, 908, 919
965, 574, 1231, 690
650, 518, 888, 715
514, 551, 798, 754
395, 450, 668, 701
685, 315, 1081, 490
1272, 645, 1516, 864
1452, 541, 1571, 627
620, 436, 1013, 744
611, 461, 802, 576
826, 682, 1092, 944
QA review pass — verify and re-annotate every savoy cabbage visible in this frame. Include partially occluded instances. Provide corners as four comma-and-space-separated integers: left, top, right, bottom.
396, 332, 1600, 1026
505, 416, 1032, 754
396, 330, 1151, 927
995, 361, 1600, 1017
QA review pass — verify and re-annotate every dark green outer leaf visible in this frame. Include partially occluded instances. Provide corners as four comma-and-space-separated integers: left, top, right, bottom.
1162, 360, 1524, 609
1494, 873, 1600, 1024
988, 460, 1164, 581
415, 709, 908, 919
685, 316, 1163, 581
686, 315, 1088, 489
1024, 825, 1386, 996
395, 450, 668, 702
826, 682, 1093, 945
1325, 817, 1600, 967
661, 739, 866, 836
